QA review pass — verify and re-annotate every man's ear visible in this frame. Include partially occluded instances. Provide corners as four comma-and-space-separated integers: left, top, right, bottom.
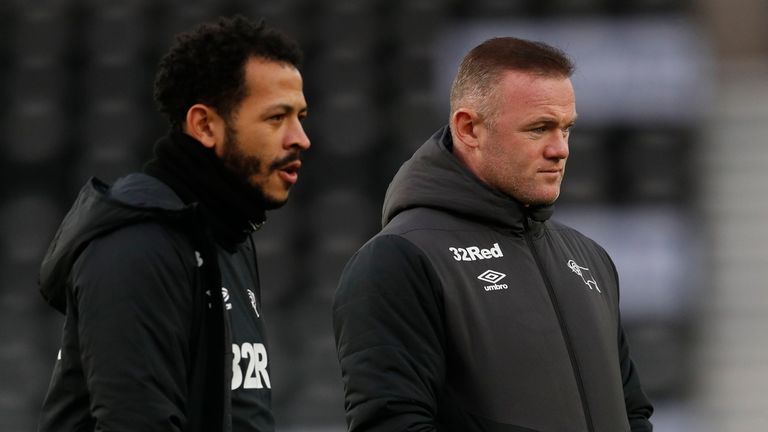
184, 104, 225, 150
451, 108, 482, 150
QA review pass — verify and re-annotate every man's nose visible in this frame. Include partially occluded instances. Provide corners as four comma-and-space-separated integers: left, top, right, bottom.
545, 132, 569, 160
288, 120, 310, 151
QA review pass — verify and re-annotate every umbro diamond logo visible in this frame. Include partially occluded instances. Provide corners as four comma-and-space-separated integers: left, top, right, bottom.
477, 270, 506, 283
478, 270, 509, 292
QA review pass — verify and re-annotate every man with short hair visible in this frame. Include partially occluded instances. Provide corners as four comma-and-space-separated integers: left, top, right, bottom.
38, 16, 310, 431
333, 37, 653, 431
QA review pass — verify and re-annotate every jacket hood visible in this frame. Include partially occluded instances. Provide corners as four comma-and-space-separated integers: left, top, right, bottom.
382, 125, 553, 229
39, 173, 193, 313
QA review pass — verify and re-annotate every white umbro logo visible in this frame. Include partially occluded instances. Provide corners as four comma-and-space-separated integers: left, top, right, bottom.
477, 270, 506, 284
478, 270, 509, 292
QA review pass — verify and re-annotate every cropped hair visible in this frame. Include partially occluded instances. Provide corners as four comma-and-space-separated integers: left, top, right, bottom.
449, 37, 574, 127
154, 15, 303, 130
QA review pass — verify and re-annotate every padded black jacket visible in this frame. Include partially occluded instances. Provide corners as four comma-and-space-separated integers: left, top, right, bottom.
333, 126, 653, 431
38, 174, 231, 431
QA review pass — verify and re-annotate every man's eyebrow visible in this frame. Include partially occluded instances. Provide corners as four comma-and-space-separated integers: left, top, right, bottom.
265, 103, 296, 112
264, 102, 308, 113
527, 118, 561, 126
528, 113, 578, 126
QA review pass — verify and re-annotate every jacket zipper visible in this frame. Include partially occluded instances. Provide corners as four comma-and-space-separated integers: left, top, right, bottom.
523, 216, 595, 432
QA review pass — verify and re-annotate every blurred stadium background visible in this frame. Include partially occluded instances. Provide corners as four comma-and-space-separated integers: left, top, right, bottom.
1, 0, 766, 431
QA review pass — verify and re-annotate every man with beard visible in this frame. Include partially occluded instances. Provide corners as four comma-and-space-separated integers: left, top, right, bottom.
333, 37, 653, 431
37, 16, 310, 432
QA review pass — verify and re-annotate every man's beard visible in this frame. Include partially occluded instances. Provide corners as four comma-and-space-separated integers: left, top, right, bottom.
219, 122, 296, 210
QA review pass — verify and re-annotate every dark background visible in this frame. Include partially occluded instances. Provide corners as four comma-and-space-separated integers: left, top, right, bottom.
3, 0, 767, 431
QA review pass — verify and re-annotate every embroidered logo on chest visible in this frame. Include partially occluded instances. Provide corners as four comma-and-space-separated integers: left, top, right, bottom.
449, 242, 504, 261
567, 260, 601, 293
477, 269, 509, 292
222, 287, 233, 310
247, 289, 260, 318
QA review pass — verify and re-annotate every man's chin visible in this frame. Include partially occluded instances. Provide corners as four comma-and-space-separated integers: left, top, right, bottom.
246, 179, 291, 209
263, 199, 288, 210
523, 192, 560, 207
261, 192, 290, 210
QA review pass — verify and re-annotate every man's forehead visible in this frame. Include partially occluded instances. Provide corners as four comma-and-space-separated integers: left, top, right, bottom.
499, 69, 572, 86
499, 72, 574, 102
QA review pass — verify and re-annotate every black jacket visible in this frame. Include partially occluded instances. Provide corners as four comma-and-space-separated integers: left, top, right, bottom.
333, 126, 653, 431
38, 174, 229, 431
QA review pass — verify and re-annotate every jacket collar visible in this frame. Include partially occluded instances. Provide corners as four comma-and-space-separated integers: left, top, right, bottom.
144, 131, 267, 251
382, 126, 553, 234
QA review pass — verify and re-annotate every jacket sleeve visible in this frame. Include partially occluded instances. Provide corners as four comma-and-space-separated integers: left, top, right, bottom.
618, 323, 654, 431
72, 222, 197, 431
333, 234, 446, 432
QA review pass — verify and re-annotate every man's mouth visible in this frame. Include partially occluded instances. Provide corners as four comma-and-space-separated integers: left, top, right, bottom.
277, 160, 301, 185
539, 168, 562, 174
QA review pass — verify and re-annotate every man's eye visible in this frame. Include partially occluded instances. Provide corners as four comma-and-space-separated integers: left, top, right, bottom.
270, 114, 285, 121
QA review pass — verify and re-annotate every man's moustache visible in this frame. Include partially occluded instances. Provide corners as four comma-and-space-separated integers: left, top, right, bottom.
269, 152, 301, 170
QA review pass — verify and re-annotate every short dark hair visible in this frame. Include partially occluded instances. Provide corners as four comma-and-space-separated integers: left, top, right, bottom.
450, 37, 574, 125
153, 15, 303, 130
